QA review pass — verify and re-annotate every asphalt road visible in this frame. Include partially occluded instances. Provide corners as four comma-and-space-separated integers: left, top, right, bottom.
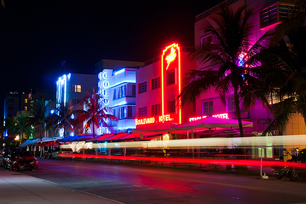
21, 159, 306, 204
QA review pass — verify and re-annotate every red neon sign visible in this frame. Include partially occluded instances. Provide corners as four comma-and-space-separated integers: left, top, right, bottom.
161, 43, 181, 124
135, 114, 174, 126
165, 47, 177, 69
189, 113, 229, 122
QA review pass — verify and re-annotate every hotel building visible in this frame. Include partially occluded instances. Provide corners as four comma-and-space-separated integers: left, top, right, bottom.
134, 0, 306, 158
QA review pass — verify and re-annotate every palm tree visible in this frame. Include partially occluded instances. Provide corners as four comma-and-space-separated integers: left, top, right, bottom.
47, 100, 82, 137
3, 116, 18, 136
29, 99, 49, 141
179, 4, 271, 137
15, 114, 33, 143
75, 91, 118, 138
261, 20, 306, 135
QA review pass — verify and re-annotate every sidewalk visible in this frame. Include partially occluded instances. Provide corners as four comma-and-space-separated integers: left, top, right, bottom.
0, 169, 124, 204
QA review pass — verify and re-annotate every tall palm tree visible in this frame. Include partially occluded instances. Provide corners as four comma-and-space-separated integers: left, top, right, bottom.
179, 4, 271, 137
29, 99, 49, 141
47, 100, 82, 137
261, 23, 306, 135
15, 114, 33, 143
3, 116, 18, 136
75, 91, 118, 138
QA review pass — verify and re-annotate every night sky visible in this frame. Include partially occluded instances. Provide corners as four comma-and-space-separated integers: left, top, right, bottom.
0, 0, 219, 114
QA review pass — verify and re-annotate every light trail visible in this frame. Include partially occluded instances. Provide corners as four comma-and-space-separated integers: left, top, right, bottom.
60, 134, 306, 150
58, 154, 306, 168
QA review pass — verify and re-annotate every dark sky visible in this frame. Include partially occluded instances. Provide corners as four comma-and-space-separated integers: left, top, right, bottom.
0, 0, 219, 109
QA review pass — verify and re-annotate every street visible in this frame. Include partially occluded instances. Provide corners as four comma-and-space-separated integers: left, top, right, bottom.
18, 159, 306, 204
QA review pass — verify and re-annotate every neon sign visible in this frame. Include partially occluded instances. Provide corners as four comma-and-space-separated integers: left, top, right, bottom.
161, 43, 182, 124
165, 47, 177, 69
189, 113, 229, 122
98, 70, 111, 106
135, 114, 174, 126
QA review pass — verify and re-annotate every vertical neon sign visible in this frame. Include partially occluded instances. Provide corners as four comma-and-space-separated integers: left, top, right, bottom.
161, 43, 182, 124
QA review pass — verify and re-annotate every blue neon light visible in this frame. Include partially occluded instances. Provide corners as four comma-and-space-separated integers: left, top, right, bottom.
110, 80, 136, 88
115, 69, 125, 75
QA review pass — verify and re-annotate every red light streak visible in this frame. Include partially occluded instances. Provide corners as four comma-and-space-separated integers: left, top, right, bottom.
58, 154, 306, 168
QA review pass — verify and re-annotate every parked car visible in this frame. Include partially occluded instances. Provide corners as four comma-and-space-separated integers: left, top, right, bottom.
0, 151, 4, 167
43, 148, 62, 159
1, 148, 23, 168
4, 150, 38, 171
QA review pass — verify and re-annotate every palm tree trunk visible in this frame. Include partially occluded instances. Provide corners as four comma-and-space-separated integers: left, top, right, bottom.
92, 122, 95, 138
21, 131, 23, 144
234, 88, 247, 162
234, 89, 244, 137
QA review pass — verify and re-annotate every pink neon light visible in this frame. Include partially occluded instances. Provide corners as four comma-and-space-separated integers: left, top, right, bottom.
58, 154, 306, 168
260, 22, 280, 31
135, 114, 174, 126
161, 43, 182, 124
189, 113, 229, 122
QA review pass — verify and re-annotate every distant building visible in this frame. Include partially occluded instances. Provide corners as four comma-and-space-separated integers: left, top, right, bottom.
55, 73, 98, 137
4, 89, 53, 119
56, 73, 97, 107
3, 88, 54, 140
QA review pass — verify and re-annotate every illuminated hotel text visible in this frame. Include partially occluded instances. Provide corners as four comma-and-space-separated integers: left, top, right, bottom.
189, 113, 229, 122
135, 114, 173, 126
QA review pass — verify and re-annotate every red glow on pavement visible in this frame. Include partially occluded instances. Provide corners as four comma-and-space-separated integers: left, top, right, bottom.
58, 154, 306, 168
214, 154, 278, 157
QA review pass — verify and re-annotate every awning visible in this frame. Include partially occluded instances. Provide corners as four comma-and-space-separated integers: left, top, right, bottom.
59, 136, 74, 142
171, 117, 253, 131
45, 141, 63, 147
141, 134, 162, 141
97, 134, 115, 141
131, 122, 176, 133
108, 133, 130, 142
20, 138, 40, 147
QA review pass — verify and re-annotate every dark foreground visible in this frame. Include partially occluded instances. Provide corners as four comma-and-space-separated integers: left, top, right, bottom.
21, 159, 306, 204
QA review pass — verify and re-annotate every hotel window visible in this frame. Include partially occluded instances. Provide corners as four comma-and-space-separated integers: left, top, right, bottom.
260, 4, 277, 28
127, 106, 133, 118
260, 3, 294, 29
166, 69, 175, 86
151, 104, 161, 116
118, 85, 126, 99
74, 85, 81, 93
151, 77, 161, 90
24, 106, 27, 111
279, 4, 294, 22
127, 84, 136, 96
167, 100, 176, 113
138, 81, 147, 94
113, 89, 117, 100
202, 100, 213, 115
24, 99, 28, 103
227, 97, 235, 112
266, 92, 281, 105
119, 107, 126, 119
139, 107, 147, 118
